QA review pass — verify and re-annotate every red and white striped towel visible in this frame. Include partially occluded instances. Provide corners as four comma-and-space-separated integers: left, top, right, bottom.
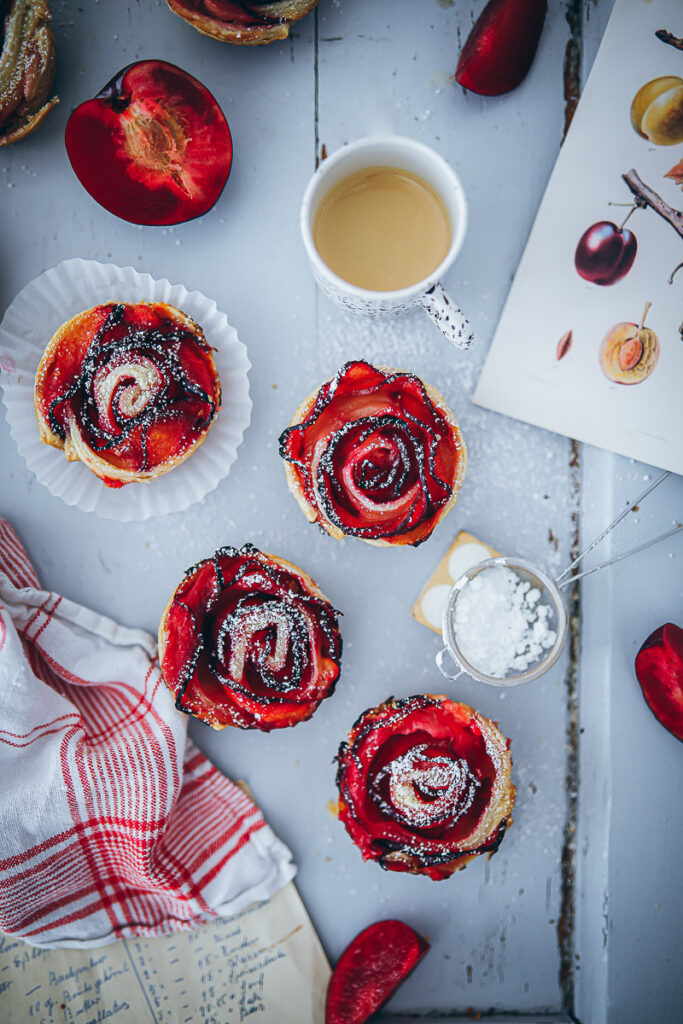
0, 519, 295, 948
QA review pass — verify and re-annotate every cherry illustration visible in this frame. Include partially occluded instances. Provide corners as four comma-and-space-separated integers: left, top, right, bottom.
575, 216, 637, 286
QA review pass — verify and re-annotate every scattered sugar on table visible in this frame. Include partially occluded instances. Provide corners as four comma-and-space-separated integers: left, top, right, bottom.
453, 566, 556, 678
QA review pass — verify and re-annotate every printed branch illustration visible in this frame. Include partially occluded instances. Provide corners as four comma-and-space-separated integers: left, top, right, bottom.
655, 29, 683, 51
622, 169, 683, 241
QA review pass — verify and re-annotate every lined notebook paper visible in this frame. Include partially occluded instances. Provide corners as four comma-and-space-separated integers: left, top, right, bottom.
0, 883, 329, 1024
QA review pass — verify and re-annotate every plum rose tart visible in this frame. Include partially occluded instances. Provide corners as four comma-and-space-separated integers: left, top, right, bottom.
335, 695, 515, 879
33, 301, 221, 487
279, 361, 466, 547
165, 0, 320, 46
159, 544, 342, 730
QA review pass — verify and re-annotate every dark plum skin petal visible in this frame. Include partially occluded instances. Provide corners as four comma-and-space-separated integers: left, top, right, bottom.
65, 60, 232, 226
325, 919, 429, 1024
635, 623, 683, 742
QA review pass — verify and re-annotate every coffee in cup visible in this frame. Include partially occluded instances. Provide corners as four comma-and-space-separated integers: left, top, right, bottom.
313, 165, 452, 292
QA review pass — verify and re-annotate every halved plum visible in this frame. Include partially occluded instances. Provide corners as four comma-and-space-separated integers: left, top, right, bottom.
65, 60, 232, 226
326, 920, 429, 1024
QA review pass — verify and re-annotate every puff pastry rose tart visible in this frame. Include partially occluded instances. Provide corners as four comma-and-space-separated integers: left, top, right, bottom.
159, 544, 342, 730
335, 695, 515, 879
166, 1, 320, 46
33, 301, 221, 487
279, 361, 466, 547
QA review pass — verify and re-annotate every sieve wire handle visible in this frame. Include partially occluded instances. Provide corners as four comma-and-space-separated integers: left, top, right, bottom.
557, 524, 682, 588
557, 470, 674, 586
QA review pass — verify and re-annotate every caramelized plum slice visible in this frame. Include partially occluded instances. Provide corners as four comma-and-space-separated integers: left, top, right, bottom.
65, 60, 232, 225
635, 623, 683, 742
326, 920, 429, 1024
0, 0, 59, 146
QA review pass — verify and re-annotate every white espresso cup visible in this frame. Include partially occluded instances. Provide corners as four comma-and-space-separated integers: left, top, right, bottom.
300, 135, 474, 349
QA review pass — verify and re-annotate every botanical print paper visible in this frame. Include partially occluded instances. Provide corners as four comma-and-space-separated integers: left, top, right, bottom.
474, 0, 683, 476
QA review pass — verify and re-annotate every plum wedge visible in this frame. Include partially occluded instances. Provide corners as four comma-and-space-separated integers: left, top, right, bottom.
326, 920, 429, 1024
65, 60, 232, 226
635, 623, 683, 742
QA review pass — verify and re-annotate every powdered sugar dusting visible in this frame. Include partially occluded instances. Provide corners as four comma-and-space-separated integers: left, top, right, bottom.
453, 566, 556, 678
381, 742, 480, 829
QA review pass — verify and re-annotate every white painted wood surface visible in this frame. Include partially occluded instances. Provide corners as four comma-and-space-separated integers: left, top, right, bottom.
0, 1, 680, 1021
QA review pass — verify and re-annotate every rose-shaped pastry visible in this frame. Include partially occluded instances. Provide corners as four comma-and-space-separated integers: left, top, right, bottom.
335, 695, 515, 879
279, 361, 466, 547
165, 0, 320, 46
34, 301, 221, 487
159, 544, 342, 731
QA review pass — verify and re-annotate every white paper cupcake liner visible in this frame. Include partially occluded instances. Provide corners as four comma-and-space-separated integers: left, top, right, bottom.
0, 259, 251, 521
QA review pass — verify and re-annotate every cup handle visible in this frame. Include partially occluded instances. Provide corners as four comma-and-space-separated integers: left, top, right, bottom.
435, 647, 464, 682
420, 284, 475, 350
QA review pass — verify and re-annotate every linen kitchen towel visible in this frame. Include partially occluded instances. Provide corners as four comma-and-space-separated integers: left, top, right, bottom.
0, 519, 295, 948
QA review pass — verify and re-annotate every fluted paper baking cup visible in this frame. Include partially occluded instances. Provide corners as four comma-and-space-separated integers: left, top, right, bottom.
0, 259, 252, 521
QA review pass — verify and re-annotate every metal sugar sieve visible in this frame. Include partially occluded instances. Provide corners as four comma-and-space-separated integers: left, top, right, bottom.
436, 557, 569, 687
435, 471, 680, 687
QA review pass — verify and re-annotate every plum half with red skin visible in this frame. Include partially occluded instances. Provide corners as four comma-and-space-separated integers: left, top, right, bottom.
455, 0, 547, 96
65, 60, 232, 226
635, 623, 683, 742
575, 221, 637, 286
326, 920, 429, 1024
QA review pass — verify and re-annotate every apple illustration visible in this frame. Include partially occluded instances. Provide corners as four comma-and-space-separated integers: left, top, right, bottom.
65, 60, 232, 226
575, 220, 637, 286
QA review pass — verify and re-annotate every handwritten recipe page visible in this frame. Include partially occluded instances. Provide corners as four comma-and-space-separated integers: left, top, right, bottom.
0, 883, 329, 1024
